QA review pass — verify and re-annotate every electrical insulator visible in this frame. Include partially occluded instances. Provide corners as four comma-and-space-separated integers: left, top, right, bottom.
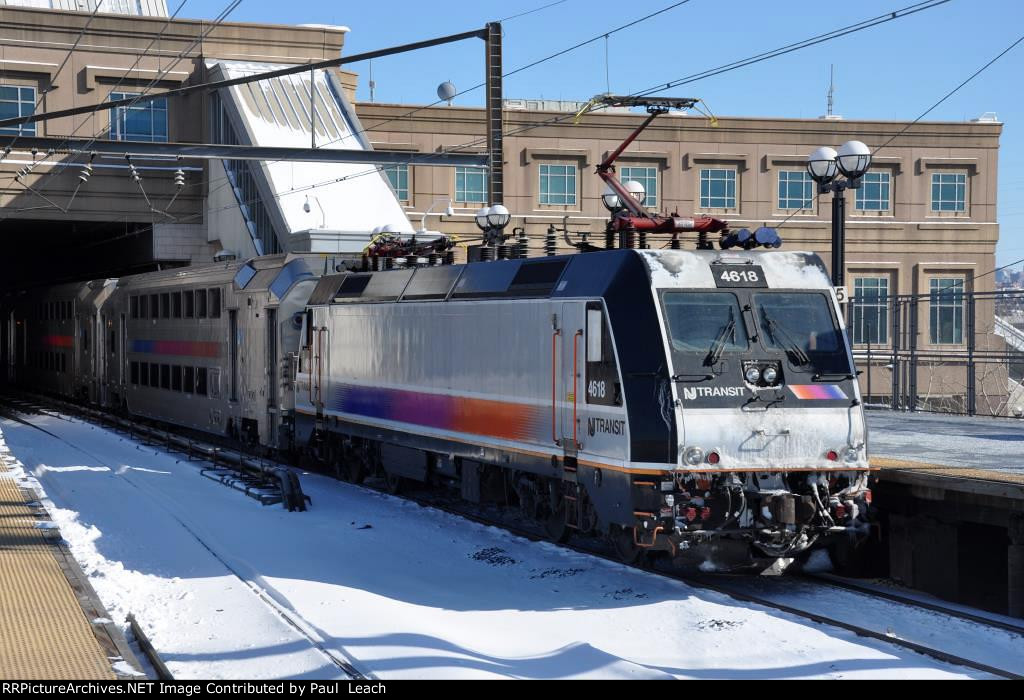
173, 168, 185, 189
129, 165, 140, 183
516, 226, 528, 259
78, 164, 92, 184
544, 225, 557, 256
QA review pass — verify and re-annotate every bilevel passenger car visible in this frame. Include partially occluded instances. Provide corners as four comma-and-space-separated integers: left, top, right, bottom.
294, 248, 872, 568
3, 254, 321, 450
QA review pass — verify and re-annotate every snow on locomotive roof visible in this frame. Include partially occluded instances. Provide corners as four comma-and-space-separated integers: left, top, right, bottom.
642, 249, 832, 290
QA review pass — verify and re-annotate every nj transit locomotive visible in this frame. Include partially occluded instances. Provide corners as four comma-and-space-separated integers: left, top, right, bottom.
2, 246, 871, 569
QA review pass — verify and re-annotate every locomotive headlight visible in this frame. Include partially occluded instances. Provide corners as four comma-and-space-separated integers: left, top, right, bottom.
762, 366, 779, 384
744, 366, 761, 384
684, 446, 705, 466
844, 447, 861, 464
663, 494, 675, 507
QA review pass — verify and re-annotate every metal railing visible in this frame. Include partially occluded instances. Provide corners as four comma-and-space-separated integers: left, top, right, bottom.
848, 289, 1024, 417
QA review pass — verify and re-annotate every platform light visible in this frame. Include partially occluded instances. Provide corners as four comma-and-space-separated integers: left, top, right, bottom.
623, 179, 646, 205
475, 206, 491, 231
807, 141, 873, 287
806, 146, 839, 184
601, 184, 622, 212
836, 140, 872, 180
486, 204, 511, 230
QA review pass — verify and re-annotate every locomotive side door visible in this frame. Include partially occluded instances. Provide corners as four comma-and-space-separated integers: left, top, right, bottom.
559, 301, 586, 454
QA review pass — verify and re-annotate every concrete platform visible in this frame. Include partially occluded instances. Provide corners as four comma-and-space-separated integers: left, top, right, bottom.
865, 410, 1024, 617
0, 439, 140, 679
867, 410, 1024, 479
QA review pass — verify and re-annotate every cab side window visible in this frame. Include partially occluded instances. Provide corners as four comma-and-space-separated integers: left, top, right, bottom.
585, 304, 622, 406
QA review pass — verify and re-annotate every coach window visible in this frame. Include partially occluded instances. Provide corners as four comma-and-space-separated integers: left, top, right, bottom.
209, 368, 221, 397
140, 363, 150, 387
209, 288, 221, 318
172, 365, 182, 391
184, 290, 194, 318
184, 366, 195, 394
585, 303, 622, 406
130, 361, 139, 385
172, 292, 182, 318
161, 364, 170, 390
150, 294, 159, 320
196, 367, 208, 396
140, 294, 149, 319
131, 296, 139, 319
197, 290, 208, 319
160, 293, 170, 319
150, 363, 159, 387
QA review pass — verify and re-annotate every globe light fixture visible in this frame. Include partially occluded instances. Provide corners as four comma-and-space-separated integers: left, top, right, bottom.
805, 141, 873, 289
806, 146, 839, 184
475, 206, 491, 231
486, 204, 511, 230
623, 179, 646, 205
601, 183, 622, 211
836, 140, 872, 179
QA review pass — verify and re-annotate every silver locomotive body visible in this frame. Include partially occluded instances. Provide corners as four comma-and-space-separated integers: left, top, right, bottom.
296, 249, 872, 566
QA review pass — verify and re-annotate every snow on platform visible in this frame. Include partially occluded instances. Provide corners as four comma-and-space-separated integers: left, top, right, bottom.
0, 414, 990, 680
867, 410, 1024, 477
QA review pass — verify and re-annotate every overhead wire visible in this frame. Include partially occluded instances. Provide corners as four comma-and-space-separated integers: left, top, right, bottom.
5, 0, 242, 223
28, 0, 955, 263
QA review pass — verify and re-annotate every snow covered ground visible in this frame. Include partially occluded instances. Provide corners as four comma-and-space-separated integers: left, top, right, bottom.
0, 413, 994, 679
867, 410, 1024, 474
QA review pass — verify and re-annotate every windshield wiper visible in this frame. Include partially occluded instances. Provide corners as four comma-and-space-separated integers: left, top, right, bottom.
763, 315, 811, 367
673, 372, 714, 382
704, 318, 736, 367
813, 372, 854, 382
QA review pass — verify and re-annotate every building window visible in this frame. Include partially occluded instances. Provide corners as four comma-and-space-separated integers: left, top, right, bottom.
851, 277, 889, 345
0, 86, 35, 136
930, 278, 965, 344
856, 171, 891, 212
455, 166, 487, 203
619, 166, 657, 207
110, 91, 168, 142
931, 172, 966, 213
777, 170, 814, 211
699, 168, 736, 210
539, 164, 577, 206
382, 164, 409, 202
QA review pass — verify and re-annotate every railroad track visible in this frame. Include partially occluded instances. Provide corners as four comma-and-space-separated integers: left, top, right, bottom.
0, 396, 367, 681
3, 392, 1021, 680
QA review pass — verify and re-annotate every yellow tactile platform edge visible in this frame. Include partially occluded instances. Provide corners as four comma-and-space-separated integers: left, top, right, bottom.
0, 455, 114, 680
873, 456, 1024, 485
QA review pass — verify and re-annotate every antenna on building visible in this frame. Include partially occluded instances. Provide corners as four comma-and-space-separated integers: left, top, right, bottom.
827, 64, 834, 117
820, 64, 842, 120
437, 80, 457, 106
369, 60, 376, 103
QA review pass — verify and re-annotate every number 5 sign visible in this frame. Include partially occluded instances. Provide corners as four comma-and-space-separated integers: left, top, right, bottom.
834, 286, 849, 304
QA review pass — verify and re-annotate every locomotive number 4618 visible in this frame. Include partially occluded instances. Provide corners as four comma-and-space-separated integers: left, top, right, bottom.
713, 264, 767, 288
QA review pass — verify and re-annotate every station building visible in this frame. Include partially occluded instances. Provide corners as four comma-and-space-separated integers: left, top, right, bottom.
0, 4, 1009, 410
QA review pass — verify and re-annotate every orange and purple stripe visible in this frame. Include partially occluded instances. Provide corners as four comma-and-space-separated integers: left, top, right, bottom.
328, 384, 547, 443
131, 339, 222, 358
788, 384, 848, 400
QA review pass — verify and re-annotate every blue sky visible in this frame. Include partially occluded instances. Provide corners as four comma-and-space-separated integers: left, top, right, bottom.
186, 0, 1023, 268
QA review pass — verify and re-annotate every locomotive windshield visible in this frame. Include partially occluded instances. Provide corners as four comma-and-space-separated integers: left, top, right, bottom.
754, 292, 850, 373
663, 292, 747, 354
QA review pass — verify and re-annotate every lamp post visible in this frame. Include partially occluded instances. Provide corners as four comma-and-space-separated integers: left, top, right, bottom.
806, 140, 872, 288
